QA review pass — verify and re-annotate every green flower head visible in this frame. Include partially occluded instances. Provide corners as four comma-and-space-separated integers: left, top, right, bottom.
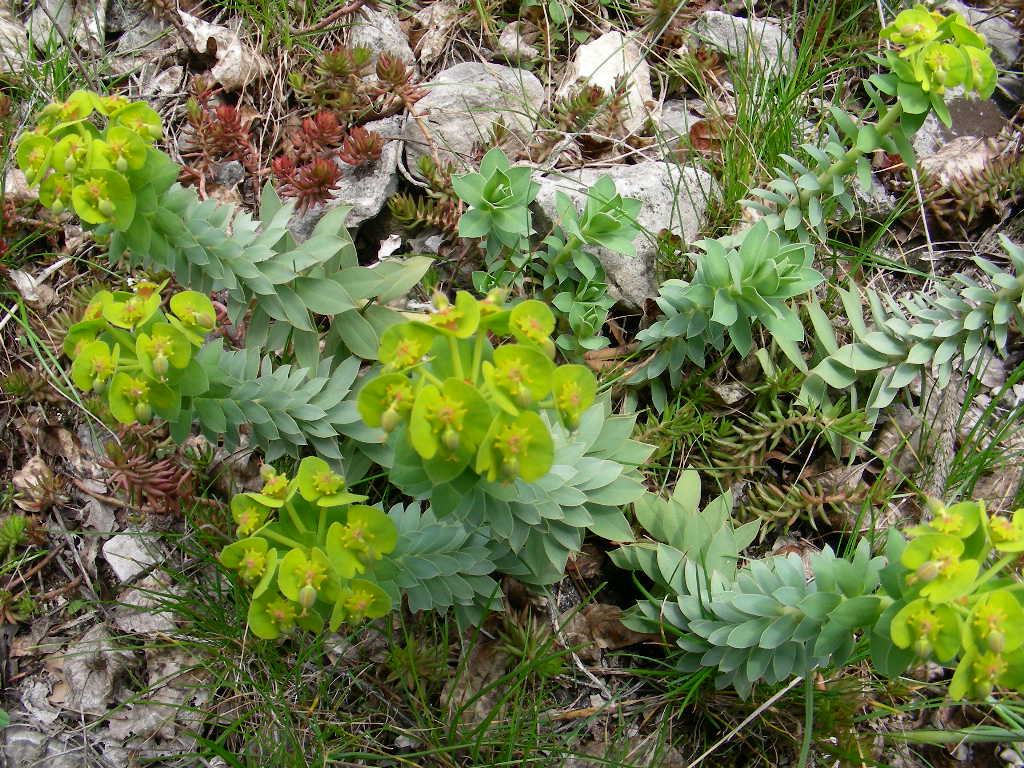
220, 537, 271, 582
891, 598, 961, 661
137, 323, 191, 380
551, 364, 597, 430
378, 322, 438, 372
951, 647, 1008, 699
477, 410, 554, 483
71, 339, 118, 393
249, 590, 299, 639
988, 509, 1024, 552
357, 372, 415, 432
231, 494, 271, 536
329, 578, 391, 630
108, 372, 151, 424
970, 591, 1024, 655
425, 290, 481, 338
484, 344, 555, 411
881, 6, 940, 50
901, 533, 979, 602
296, 456, 365, 507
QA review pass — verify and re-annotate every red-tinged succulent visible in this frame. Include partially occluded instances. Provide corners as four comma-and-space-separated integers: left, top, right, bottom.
338, 127, 385, 167
273, 156, 343, 211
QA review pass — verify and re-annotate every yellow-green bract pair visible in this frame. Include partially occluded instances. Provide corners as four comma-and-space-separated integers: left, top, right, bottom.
357, 292, 597, 486
220, 458, 397, 639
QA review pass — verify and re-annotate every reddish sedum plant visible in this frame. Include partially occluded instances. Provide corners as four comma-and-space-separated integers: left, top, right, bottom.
338, 126, 385, 167
272, 156, 343, 212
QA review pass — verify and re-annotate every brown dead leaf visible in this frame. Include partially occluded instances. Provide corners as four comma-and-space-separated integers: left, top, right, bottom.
50, 625, 135, 715
566, 545, 604, 580
560, 603, 655, 662
411, 0, 461, 65
689, 114, 735, 152
12, 455, 68, 513
440, 641, 511, 725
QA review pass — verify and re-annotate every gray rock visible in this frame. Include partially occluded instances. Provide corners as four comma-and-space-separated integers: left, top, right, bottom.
289, 115, 401, 239
102, 532, 161, 582
533, 161, 719, 308
29, 0, 108, 56
110, 1, 168, 59
0, 9, 29, 73
658, 99, 704, 139
942, 1, 1019, 66
402, 62, 545, 173
349, 5, 416, 69
556, 31, 655, 135
690, 11, 796, 75
496, 21, 539, 61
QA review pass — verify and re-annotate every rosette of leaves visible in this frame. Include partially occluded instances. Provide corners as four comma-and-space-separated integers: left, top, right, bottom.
65, 283, 214, 426
614, 473, 895, 699
219, 458, 397, 639
358, 292, 652, 583
800, 235, 1024, 421
875, 499, 1024, 700
538, 175, 642, 357
363, 502, 502, 629
20, 93, 429, 369
453, 147, 539, 263
631, 221, 823, 394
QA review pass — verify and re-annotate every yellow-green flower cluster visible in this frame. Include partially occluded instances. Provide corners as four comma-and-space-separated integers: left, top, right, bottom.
219, 457, 397, 639
16, 91, 165, 231
890, 499, 1024, 699
357, 291, 597, 486
66, 284, 215, 425
881, 6, 996, 97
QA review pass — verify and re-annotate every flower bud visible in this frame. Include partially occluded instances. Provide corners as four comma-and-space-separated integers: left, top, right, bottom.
913, 637, 932, 658
134, 402, 152, 424
443, 427, 459, 452
298, 584, 317, 614
92, 376, 108, 394
502, 457, 518, 478
98, 198, 115, 217
152, 354, 169, 377
115, 156, 128, 172
51, 200, 66, 214
988, 631, 1005, 654
63, 157, 77, 172
916, 561, 940, 583
381, 407, 400, 432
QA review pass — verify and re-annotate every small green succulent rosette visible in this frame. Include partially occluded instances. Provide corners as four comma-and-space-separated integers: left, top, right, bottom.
219, 457, 396, 640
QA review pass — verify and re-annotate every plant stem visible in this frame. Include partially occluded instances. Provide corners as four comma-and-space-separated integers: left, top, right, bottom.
799, 101, 905, 208
798, 673, 815, 768
450, 336, 466, 381
471, 331, 485, 382
261, 529, 305, 550
286, 505, 309, 536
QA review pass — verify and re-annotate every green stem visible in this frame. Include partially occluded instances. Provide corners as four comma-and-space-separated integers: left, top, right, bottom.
798, 674, 814, 768
261, 529, 304, 550
970, 554, 1015, 593
471, 331, 485, 382
317, 506, 327, 543
286, 504, 309, 536
449, 336, 466, 381
799, 101, 905, 208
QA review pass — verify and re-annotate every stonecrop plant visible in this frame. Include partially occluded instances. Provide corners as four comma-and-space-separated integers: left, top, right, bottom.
220, 457, 396, 639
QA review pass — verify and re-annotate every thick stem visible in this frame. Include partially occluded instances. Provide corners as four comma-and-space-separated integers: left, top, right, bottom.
798, 673, 815, 768
799, 101, 905, 208
261, 529, 305, 551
